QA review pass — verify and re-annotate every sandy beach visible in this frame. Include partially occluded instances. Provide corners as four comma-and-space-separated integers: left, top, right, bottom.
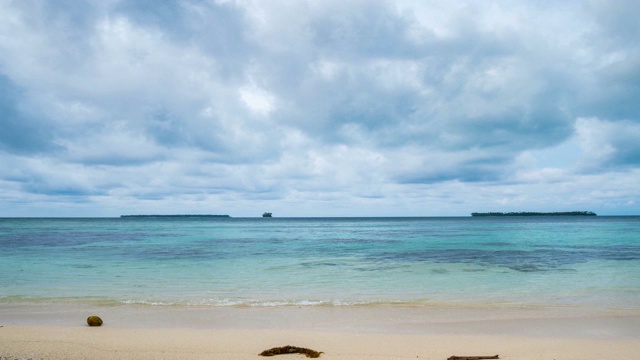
2, 324, 640, 360
1, 304, 639, 359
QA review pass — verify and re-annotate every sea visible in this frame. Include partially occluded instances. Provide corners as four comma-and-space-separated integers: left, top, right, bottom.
1, 216, 639, 314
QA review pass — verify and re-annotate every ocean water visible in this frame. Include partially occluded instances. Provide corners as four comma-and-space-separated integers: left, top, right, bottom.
1, 216, 639, 312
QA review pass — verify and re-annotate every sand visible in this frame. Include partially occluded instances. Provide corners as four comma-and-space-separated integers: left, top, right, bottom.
2, 325, 640, 360
1, 304, 639, 359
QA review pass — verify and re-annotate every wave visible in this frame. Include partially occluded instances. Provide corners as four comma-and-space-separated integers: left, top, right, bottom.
0, 294, 582, 310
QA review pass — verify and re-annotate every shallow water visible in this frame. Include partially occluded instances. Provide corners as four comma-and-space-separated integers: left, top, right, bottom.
1, 216, 639, 312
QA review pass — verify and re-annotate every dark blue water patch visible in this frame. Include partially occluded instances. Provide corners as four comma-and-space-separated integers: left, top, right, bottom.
141, 248, 212, 260
70, 264, 96, 269
354, 264, 408, 272
300, 261, 340, 267
199, 236, 397, 245
480, 242, 514, 247
121, 245, 231, 261
509, 264, 545, 272
372, 245, 640, 272
0, 231, 157, 248
324, 237, 400, 244
431, 268, 449, 274
530, 244, 640, 261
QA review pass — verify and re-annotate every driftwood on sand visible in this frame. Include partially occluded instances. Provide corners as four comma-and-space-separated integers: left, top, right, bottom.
447, 356, 499, 360
259, 345, 323, 358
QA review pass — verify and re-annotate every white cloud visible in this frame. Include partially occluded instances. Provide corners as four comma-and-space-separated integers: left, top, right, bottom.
0, 0, 639, 216
239, 83, 276, 115
575, 117, 640, 171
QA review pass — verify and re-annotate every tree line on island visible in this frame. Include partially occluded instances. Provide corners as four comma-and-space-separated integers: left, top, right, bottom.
120, 214, 230, 218
471, 211, 596, 217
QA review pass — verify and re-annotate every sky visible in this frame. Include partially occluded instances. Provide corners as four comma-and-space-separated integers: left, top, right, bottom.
1, 0, 639, 217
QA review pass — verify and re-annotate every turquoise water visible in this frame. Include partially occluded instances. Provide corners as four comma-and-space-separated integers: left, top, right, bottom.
1, 217, 639, 311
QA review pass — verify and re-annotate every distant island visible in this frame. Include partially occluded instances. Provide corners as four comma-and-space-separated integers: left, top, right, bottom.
471, 211, 596, 217
262, 212, 272, 218
120, 214, 230, 218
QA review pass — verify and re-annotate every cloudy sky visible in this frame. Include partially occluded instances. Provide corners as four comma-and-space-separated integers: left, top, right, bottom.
1, 0, 639, 217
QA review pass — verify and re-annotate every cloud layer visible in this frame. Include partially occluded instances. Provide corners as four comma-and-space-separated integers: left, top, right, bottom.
1, 0, 639, 216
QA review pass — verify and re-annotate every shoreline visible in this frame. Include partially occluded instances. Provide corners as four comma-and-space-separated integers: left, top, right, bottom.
2, 304, 639, 359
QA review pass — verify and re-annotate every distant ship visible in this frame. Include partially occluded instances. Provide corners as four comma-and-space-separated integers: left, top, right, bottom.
262, 212, 272, 218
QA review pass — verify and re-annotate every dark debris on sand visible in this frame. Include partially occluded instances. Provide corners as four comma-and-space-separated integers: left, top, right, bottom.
259, 345, 323, 358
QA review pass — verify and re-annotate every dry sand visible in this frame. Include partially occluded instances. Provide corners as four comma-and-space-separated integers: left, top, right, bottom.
2, 325, 640, 360
1, 304, 639, 359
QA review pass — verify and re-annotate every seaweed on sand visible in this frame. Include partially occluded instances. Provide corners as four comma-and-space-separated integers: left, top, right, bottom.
259, 345, 323, 358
